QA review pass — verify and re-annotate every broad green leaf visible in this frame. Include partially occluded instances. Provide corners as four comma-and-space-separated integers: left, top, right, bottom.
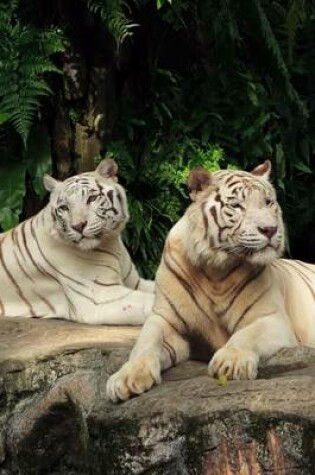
0, 208, 20, 230
294, 162, 312, 174
25, 125, 52, 197
0, 159, 26, 230
0, 111, 11, 125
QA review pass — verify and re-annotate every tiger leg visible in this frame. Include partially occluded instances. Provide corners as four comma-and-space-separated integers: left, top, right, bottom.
120, 242, 155, 294
208, 314, 297, 380
73, 286, 154, 325
136, 278, 155, 293
106, 314, 189, 402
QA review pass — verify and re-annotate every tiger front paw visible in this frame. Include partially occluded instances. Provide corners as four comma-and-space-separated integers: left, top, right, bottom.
106, 355, 161, 403
208, 347, 259, 380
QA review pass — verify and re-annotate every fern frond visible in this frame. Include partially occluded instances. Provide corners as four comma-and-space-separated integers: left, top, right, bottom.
285, 0, 306, 63
0, 3, 66, 146
86, 0, 136, 49
243, 0, 306, 118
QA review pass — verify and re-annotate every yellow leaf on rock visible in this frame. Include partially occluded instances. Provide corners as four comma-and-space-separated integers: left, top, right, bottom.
217, 374, 228, 386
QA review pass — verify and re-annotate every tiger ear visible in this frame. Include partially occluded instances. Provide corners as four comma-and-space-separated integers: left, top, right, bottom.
187, 168, 212, 201
95, 158, 118, 181
43, 174, 60, 192
251, 160, 271, 179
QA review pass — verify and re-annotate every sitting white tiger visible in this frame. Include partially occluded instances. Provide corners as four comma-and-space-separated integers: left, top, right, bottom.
107, 160, 315, 402
0, 158, 154, 324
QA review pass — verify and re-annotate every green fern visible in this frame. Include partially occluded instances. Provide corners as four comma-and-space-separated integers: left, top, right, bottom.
86, 0, 137, 49
241, 0, 306, 119
0, 2, 65, 146
285, 0, 306, 63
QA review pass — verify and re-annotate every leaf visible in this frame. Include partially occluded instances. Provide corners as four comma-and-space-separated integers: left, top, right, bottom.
0, 208, 20, 230
217, 374, 228, 386
157, 0, 172, 10
294, 161, 312, 174
0, 159, 26, 230
25, 125, 52, 197
0, 111, 11, 125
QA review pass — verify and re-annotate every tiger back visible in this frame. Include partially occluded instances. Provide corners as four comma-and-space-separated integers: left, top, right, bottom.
0, 158, 154, 325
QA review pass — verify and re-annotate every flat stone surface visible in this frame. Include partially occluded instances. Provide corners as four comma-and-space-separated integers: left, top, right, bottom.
0, 317, 138, 368
1, 317, 315, 474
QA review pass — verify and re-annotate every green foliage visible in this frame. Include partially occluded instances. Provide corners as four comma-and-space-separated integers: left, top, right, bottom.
99, 63, 227, 276
0, 125, 51, 230
285, 0, 307, 63
99, 141, 224, 277
0, 159, 26, 230
0, 1, 65, 146
156, 0, 172, 10
98, 0, 315, 272
157, 0, 315, 259
86, 0, 137, 49
1, 0, 315, 272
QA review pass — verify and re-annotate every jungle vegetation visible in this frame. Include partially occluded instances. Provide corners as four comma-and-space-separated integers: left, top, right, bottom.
0, 0, 315, 277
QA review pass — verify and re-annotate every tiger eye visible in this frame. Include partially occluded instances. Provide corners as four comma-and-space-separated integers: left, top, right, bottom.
229, 202, 242, 209
87, 195, 98, 204
58, 204, 69, 212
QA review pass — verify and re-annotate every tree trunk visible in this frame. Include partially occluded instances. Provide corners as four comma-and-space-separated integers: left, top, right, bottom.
47, 1, 119, 179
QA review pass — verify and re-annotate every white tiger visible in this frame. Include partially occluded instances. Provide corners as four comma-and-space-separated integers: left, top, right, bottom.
107, 160, 315, 402
0, 158, 154, 324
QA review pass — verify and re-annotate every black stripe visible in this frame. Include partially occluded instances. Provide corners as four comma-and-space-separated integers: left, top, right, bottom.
12, 227, 28, 264
107, 189, 114, 205
163, 341, 176, 365
202, 202, 209, 240
34, 292, 56, 313
163, 253, 216, 324
210, 205, 230, 242
233, 287, 271, 331
67, 284, 134, 305
93, 279, 119, 286
0, 235, 35, 316
166, 241, 214, 303
156, 282, 189, 335
21, 220, 49, 278
30, 220, 85, 287
226, 266, 266, 313
210, 205, 219, 227
154, 310, 183, 335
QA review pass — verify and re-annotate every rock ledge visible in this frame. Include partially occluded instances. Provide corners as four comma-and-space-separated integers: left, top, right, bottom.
1, 318, 315, 474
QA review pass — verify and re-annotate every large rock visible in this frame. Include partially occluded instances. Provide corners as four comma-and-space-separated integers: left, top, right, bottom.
1, 318, 315, 474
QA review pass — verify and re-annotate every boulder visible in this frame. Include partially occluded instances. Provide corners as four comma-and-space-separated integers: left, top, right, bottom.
0, 317, 315, 474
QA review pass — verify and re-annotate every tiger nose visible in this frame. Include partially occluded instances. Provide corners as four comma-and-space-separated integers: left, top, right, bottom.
258, 226, 277, 239
72, 221, 87, 233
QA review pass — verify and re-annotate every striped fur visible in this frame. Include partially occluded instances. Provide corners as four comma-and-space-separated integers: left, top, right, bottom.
107, 160, 315, 402
0, 159, 154, 324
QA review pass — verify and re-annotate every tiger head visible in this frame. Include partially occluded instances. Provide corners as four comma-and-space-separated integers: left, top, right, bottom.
44, 159, 129, 250
186, 161, 285, 266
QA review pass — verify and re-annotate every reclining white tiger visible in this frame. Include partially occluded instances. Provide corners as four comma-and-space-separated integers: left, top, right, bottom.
0, 158, 154, 324
107, 160, 315, 402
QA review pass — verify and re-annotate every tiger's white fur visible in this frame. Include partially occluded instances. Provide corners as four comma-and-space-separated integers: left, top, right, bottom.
0, 159, 154, 324
107, 160, 315, 402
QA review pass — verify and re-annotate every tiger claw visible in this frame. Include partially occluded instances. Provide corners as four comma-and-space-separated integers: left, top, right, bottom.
208, 347, 259, 380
